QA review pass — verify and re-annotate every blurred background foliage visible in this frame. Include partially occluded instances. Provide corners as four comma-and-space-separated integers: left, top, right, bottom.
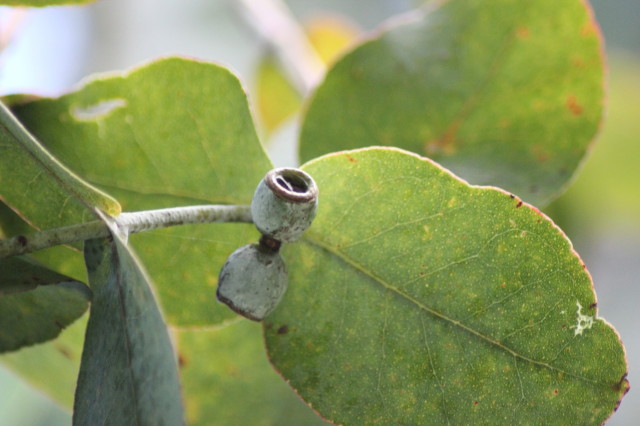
0, 0, 638, 424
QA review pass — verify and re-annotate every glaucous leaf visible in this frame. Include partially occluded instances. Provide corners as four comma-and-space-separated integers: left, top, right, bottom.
0, 256, 91, 352
299, 0, 604, 206
265, 148, 628, 424
10, 57, 272, 326
177, 320, 327, 426
74, 220, 184, 425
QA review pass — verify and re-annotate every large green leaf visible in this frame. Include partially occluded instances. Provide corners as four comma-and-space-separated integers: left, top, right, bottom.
10, 57, 272, 326
177, 320, 327, 425
74, 219, 184, 425
265, 148, 628, 424
0, 102, 120, 230
299, 0, 604, 206
0, 256, 91, 353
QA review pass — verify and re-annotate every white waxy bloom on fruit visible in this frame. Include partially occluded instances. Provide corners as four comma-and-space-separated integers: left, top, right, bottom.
251, 168, 318, 243
216, 243, 288, 321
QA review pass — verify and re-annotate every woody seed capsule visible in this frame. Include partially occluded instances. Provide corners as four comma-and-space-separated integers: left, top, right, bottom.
251, 168, 318, 243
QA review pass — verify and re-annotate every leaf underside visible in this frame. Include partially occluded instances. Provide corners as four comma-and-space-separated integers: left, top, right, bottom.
74, 224, 184, 425
0, 256, 91, 353
265, 148, 628, 425
299, 0, 604, 206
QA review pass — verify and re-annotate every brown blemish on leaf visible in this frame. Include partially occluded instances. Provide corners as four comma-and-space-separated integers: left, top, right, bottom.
516, 26, 530, 39
473, 401, 479, 406
277, 324, 289, 335
345, 154, 357, 163
589, 302, 597, 309
613, 373, 630, 393
532, 145, 550, 162
613, 375, 630, 411
516, 201, 523, 208
581, 21, 597, 37
178, 352, 188, 368
571, 56, 585, 69
566, 95, 583, 116
553, 389, 559, 396
54, 344, 73, 360
425, 125, 459, 156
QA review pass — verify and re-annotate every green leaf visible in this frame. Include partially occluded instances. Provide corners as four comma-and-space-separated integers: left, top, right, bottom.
74, 219, 184, 425
299, 0, 604, 206
547, 54, 640, 232
0, 203, 87, 407
177, 320, 327, 426
255, 56, 302, 135
0, 313, 87, 408
0, 102, 121, 231
10, 57, 272, 326
264, 148, 628, 424
0, 256, 91, 353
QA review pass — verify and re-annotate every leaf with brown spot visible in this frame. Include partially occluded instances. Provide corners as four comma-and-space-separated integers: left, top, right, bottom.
265, 148, 628, 424
300, 0, 604, 206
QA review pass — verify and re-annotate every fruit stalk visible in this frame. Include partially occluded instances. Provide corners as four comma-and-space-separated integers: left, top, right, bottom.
0, 204, 252, 258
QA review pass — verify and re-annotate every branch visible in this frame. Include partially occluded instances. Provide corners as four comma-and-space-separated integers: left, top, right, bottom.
234, 0, 326, 94
0, 204, 252, 258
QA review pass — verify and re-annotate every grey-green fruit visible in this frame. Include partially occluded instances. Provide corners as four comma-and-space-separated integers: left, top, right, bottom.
251, 168, 318, 243
216, 243, 287, 321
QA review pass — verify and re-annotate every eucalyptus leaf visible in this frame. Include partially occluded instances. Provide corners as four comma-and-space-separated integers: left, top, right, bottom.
265, 148, 628, 424
74, 220, 184, 425
0, 202, 87, 405
299, 0, 604, 206
177, 320, 327, 426
0, 102, 120, 231
0, 256, 91, 353
10, 57, 272, 326
0, 314, 87, 408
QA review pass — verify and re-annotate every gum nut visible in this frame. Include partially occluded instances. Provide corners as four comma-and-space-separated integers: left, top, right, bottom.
216, 244, 288, 321
251, 168, 318, 243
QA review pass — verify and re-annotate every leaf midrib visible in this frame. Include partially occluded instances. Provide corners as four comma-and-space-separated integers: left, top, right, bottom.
301, 233, 600, 385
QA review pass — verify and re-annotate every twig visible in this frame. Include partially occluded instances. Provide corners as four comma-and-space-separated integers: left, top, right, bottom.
234, 0, 326, 94
0, 204, 252, 258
